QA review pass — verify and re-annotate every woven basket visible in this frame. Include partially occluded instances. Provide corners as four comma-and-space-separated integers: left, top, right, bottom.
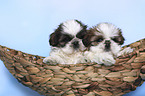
0, 38, 145, 96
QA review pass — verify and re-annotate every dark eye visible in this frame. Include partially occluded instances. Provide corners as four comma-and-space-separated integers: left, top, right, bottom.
112, 37, 119, 43
96, 38, 103, 42
61, 36, 72, 42
59, 35, 73, 47
59, 34, 73, 43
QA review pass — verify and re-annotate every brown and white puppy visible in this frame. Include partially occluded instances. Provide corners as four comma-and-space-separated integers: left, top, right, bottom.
43, 19, 87, 64
83, 22, 133, 66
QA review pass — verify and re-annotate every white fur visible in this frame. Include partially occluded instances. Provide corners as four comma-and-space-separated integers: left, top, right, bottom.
84, 23, 133, 66
117, 47, 134, 57
60, 38, 86, 54
96, 23, 120, 39
43, 20, 86, 64
62, 20, 83, 36
43, 47, 86, 64
84, 39, 121, 66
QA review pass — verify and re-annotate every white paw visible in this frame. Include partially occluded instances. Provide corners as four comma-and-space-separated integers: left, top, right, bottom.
43, 57, 58, 65
117, 47, 134, 57
92, 53, 116, 66
101, 57, 116, 66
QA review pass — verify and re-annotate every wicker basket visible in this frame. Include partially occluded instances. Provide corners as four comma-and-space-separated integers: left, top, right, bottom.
0, 38, 145, 96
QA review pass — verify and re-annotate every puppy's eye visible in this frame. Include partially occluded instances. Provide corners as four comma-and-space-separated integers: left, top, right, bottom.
61, 37, 72, 42
96, 38, 103, 42
111, 37, 119, 43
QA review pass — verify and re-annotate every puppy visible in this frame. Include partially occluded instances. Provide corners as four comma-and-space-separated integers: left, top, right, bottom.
43, 20, 87, 64
83, 22, 133, 66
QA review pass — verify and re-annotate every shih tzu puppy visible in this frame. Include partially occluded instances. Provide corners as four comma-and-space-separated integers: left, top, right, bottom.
43, 19, 87, 64
83, 22, 133, 66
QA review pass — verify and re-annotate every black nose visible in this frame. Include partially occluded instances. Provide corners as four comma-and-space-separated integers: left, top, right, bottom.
105, 40, 111, 51
72, 41, 79, 49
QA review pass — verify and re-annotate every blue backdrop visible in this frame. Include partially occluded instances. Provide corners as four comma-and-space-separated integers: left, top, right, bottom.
0, 0, 145, 96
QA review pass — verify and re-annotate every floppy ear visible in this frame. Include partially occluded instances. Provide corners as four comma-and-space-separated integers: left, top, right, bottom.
82, 30, 94, 47
118, 29, 125, 45
49, 24, 62, 47
75, 20, 87, 39
76, 26, 87, 39
49, 33, 59, 46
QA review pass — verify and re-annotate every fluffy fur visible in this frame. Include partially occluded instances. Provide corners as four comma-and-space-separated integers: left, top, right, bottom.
83, 22, 133, 66
43, 20, 87, 64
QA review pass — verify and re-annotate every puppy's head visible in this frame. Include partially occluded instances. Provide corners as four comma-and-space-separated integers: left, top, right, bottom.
49, 20, 87, 54
83, 22, 125, 54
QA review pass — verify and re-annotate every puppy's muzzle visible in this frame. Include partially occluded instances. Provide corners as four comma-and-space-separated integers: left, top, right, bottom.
72, 41, 79, 49
105, 40, 111, 51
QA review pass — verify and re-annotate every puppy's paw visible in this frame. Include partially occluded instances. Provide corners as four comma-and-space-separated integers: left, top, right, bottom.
92, 53, 116, 66
102, 57, 116, 66
117, 47, 134, 57
43, 57, 58, 65
84, 51, 93, 62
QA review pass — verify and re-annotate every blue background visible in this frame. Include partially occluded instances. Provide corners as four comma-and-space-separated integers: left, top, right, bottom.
0, 0, 145, 96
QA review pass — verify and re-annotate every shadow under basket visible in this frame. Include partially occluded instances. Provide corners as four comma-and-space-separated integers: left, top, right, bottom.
0, 38, 145, 96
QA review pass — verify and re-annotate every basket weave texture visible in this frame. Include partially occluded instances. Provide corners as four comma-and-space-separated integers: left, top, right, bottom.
0, 38, 145, 96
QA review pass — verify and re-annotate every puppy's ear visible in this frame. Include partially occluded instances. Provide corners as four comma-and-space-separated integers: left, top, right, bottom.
49, 24, 62, 47
76, 25, 87, 39
76, 20, 87, 39
118, 29, 125, 45
82, 30, 94, 47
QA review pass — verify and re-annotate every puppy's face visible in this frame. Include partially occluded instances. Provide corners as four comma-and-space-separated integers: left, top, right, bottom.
83, 23, 125, 55
49, 20, 87, 54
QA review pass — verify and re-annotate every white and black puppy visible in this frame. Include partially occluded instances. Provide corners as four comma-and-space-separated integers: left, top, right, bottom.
83, 22, 133, 66
43, 20, 87, 64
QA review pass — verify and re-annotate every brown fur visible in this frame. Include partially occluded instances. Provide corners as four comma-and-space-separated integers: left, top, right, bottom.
82, 28, 104, 48
49, 20, 87, 48
118, 29, 125, 45
82, 29, 95, 47
82, 26, 125, 48
49, 24, 62, 47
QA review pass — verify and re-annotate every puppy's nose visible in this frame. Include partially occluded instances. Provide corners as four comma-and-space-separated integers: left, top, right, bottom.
72, 41, 79, 49
105, 40, 111, 51
105, 40, 111, 44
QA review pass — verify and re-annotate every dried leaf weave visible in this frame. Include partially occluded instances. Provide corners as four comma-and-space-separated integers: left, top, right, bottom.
0, 38, 145, 96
